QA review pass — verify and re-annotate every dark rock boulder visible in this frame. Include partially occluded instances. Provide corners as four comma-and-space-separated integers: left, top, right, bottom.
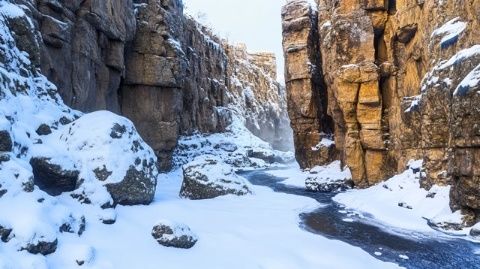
105, 166, 156, 206
0, 130, 12, 152
0, 225, 12, 242
152, 221, 198, 249
36, 124, 52, 136
23, 238, 58, 256
30, 157, 80, 196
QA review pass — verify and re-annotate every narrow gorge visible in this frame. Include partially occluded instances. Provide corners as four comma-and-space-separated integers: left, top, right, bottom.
0, 0, 479, 268
283, 0, 480, 225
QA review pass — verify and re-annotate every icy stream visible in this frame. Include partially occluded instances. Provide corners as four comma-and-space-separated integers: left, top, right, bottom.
241, 169, 480, 269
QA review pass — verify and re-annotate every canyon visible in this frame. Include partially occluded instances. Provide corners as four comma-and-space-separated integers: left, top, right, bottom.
0, 0, 480, 267
282, 0, 480, 224
24, 0, 291, 170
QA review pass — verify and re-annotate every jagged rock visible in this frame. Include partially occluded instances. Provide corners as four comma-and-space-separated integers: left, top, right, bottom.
105, 166, 156, 206
282, 0, 334, 169
180, 155, 251, 200
0, 225, 12, 242
23, 238, 58, 256
59, 215, 86, 236
36, 124, 52, 136
152, 221, 198, 249
0, 130, 12, 152
30, 157, 80, 196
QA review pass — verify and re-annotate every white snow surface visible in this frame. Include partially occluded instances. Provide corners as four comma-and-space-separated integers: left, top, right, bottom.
334, 160, 461, 234
183, 154, 252, 193
431, 17, 467, 45
267, 161, 351, 189
454, 63, 480, 95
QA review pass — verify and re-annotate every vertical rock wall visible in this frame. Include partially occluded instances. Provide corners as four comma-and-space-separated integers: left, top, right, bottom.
281, 2, 335, 168
27, 0, 291, 171
282, 0, 480, 221
24, 0, 136, 113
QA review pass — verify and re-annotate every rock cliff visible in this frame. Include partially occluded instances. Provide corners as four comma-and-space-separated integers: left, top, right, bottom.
282, 0, 480, 222
23, 0, 290, 170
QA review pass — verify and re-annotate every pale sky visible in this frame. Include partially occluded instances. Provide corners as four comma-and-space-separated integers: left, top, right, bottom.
184, 0, 287, 83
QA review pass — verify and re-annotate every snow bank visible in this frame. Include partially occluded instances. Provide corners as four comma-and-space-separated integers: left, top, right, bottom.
333, 160, 460, 233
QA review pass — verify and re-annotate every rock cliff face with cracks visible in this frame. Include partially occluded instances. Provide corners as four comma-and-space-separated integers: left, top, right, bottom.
19, 0, 291, 171
282, 0, 480, 223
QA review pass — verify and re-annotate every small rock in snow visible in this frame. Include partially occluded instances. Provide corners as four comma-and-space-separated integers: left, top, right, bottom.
399, 254, 409, 260
0, 130, 13, 152
152, 221, 198, 249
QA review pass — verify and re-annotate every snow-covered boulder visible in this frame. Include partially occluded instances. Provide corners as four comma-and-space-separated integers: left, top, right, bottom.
32, 111, 159, 206
305, 161, 353, 192
180, 155, 252, 200
151, 221, 198, 249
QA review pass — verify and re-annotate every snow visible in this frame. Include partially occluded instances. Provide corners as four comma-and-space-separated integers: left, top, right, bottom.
0, 2, 27, 19
182, 154, 253, 194
311, 137, 335, 151
31, 168, 398, 269
266, 161, 351, 189
437, 45, 480, 70
153, 220, 198, 242
333, 160, 458, 233
431, 17, 467, 48
454, 63, 480, 96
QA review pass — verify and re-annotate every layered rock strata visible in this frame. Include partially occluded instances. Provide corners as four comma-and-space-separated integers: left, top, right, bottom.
23, 0, 290, 170
282, 0, 480, 221
281, 1, 335, 168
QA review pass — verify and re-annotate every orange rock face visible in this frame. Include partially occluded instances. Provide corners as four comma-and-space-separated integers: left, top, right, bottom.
282, 0, 480, 221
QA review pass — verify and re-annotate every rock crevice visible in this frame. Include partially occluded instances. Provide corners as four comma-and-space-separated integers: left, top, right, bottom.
282, 0, 480, 221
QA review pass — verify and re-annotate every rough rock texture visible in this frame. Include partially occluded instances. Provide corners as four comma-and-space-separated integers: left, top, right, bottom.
121, 2, 292, 170
30, 157, 80, 196
180, 155, 252, 200
0, 130, 12, 152
282, 1, 335, 168
282, 0, 480, 222
16, 0, 136, 113
152, 221, 198, 249
23, 238, 58, 256
15, 0, 290, 172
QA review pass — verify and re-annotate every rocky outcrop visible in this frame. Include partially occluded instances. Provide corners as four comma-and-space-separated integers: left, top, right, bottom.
180, 155, 252, 200
121, 3, 292, 170
281, 1, 335, 168
22, 0, 136, 113
282, 0, 480, 222
22, 0, 290, 171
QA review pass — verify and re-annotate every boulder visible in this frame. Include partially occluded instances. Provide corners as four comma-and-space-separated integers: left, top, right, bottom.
32, 111, 158, 205
23, 238, 58, 256
30, 157, 80, 196
180, 155, 251, 200
152, 221, 198, 249
36, 124, 52, 136
0, 130, 12, 152
0, 225, 12, 242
